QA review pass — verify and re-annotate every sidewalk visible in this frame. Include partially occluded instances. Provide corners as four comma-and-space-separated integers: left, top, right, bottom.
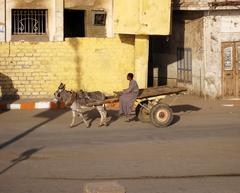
0, 98, 119, 110
0, 98, 63, 110
0, 94, 239, 110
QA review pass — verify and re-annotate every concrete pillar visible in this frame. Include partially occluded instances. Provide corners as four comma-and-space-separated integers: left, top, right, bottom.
52, 0, 64, 41
134, 35, 149, 88
0, 0, 6, 42
106, 0, 114, 37
5, 0, 11, 42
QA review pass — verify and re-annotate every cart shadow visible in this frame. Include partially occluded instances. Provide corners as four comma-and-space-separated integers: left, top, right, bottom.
171, 115, 180, 126
169, 104, 201, 126
170, 104, 201, 113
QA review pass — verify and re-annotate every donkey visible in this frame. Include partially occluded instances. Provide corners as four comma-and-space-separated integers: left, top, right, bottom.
54, 83, 108, 128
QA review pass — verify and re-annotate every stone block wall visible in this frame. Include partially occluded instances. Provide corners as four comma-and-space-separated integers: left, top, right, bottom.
0, 36, 135, 99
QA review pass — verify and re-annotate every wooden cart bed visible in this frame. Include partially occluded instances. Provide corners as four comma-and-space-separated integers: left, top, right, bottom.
102, 86, 187, 104
137, 86, 187, 99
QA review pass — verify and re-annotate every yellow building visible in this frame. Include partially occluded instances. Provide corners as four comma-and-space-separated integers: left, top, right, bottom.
0, 0, 172, 98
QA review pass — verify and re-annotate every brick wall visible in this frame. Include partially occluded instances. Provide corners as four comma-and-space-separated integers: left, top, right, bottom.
0, 36, 135, 99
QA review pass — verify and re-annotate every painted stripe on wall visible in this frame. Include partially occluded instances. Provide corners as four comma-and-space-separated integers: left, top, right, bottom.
8, 104, 21, 109
35, 102, 50, 109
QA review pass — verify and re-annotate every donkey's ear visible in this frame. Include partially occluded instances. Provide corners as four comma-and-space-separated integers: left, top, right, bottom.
59, 83, 65, 89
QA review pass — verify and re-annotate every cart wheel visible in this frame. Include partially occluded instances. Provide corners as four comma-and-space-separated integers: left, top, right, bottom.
138, 106, 150, 122
150, 103, 173, 127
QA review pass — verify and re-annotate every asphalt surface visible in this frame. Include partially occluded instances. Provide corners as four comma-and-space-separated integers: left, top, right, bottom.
0, 95, 240, 193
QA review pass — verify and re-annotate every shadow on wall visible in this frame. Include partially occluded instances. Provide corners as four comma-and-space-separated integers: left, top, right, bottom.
68, 39, 82, 89
173, 0, 184, 9
0, 72, 19, 100
148, 11, 204, 87
119, 34, 135, 46
148, 11, 185, 87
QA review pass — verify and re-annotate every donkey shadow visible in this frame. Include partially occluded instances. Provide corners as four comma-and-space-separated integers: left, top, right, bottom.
71, 109, 119, 128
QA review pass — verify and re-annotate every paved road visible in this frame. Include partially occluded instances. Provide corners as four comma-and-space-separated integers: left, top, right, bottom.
0, 95, 240, 193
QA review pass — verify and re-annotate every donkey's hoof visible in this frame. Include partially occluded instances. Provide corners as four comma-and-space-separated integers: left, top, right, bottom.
86, 124, 90, 128
98, 123, 104, 127
103, 121, 109, 126
70, 124, 74, 128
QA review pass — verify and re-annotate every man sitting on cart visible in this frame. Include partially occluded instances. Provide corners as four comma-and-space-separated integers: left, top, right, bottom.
118, 73, 139, 121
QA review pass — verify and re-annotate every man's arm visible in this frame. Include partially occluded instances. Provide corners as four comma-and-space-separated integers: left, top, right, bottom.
122, 80, 135, 94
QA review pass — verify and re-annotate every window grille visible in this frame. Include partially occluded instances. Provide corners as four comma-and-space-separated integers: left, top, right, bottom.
12, 9, 47, 35
177, 48, 192, 83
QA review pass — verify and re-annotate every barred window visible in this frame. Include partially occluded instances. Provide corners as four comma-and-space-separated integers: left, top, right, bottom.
12, 9, 47, 35
177, 48, 192, 83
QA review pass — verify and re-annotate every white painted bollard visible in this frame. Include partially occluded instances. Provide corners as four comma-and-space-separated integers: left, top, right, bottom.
83, 181, 126, 193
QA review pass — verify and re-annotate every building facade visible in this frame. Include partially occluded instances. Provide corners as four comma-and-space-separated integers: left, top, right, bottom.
0, 0, 113, 42
152, 0, 240, 98
0, 0, 171, 99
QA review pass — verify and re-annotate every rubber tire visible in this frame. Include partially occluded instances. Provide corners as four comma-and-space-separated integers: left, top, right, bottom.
150, 103, 173, 127
138, 106, 150, 122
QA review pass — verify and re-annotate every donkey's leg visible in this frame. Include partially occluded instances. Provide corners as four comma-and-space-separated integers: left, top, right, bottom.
96, 106, 107, 126
102, 104, 108, 125
78, 112, 90, 128
96, 106, 103, 127
101, 105, 108, 126
70, 110, 76, 128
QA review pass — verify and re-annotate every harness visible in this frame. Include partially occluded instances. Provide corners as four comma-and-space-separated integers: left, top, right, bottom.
58, 88, 104, 107
64, 92, 77, 107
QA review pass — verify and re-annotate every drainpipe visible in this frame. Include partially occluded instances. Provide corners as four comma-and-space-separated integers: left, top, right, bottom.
203, 12, 208, 99
4, 0, 7, 42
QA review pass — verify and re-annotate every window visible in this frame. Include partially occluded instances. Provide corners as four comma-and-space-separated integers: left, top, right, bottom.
12, 9, 47, 35
177, 48, 192, 83
223, 47, 233, 70
92, 11, 106, 26
64, 9, 85, 38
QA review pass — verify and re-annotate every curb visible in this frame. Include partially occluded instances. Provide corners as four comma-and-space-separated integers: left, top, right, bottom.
0, 101, 66, 110
0, 101, 119, 110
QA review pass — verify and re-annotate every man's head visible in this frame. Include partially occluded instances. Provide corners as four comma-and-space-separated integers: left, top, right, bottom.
127, 73, 134, 81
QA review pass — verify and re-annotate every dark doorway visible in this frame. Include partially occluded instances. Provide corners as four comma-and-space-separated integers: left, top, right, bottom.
148, 36, 169, 87
64, 9, 85, 38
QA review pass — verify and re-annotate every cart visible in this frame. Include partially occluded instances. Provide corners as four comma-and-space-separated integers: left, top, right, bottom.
134, 86, 186, 127
87, 86, 187, 127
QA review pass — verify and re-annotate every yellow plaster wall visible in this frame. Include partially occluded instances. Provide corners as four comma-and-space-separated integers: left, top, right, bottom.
0, 36, 135, 98
114, 0, 172, 35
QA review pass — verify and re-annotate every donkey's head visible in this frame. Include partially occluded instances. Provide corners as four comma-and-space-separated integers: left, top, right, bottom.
53, 83, 66, 102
